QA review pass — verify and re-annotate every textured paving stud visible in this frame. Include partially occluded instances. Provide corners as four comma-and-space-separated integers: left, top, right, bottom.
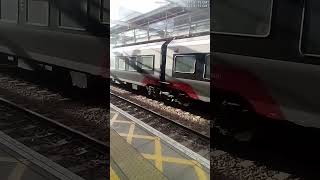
110, 108, 209, 180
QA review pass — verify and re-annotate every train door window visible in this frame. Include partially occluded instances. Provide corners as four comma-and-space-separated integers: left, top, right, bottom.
118, 57, 126, 71
128, 57, 137, 71
213, 0, 273, 36
0, 0, 18, 22
139, 56, 154, 70
301, 0, 320, 55
27, 0, 49, 26
174, 55, 196, 73
204, 54, 210, 80
59, 0, 87, 30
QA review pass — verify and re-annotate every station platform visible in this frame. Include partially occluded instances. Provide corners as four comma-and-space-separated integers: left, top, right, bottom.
110, 104, 210, 180
0, 130, 84, 180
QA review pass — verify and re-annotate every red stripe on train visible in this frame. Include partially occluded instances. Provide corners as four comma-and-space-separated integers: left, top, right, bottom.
142, 77, 199, 100
214, 64, 284, 120
142, 77, 159, 86
168, 82, 199, 100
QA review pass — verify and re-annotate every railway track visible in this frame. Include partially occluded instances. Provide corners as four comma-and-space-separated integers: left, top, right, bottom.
0, 65, 108, 142
211, 108, 292, 180
110, 92, 210, 159
211, 107, 320, 180
0, 63, 108, 179
0, 97, 108, 180
111, 84, 211, 120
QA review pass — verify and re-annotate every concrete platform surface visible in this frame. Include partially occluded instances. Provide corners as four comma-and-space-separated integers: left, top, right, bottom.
0, 130, 84, 180
110, 104, 210, 180
111, 128, 167, 180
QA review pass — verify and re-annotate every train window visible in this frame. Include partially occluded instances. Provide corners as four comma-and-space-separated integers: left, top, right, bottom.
139, 56, 154, 70
128, 57, 137, 71
204, 54, 210, 79
301, 0, 320, 55
118, 57, 126, 70
174, 55, 196, 73
27, 0, 49, 26
59, 0, 87, 29
213, 0, 273, 36
0, 0, 18, 22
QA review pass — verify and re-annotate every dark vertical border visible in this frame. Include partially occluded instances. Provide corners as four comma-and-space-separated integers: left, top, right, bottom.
210, 0, 214, 178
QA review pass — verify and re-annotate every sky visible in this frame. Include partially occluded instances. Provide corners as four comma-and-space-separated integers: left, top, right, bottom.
110, 0, 170, 27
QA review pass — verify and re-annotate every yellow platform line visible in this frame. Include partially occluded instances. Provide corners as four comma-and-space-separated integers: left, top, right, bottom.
111, 112, 119, 126
110, 167, 120, 180
111, 129, 167, 180
154, 137, 163, 172
111, 111, 208, 180
142, 154, 195, 165
193, 162, 207, 180
126, 123, 135, 144
142, 154, 207, 180
119, 133, 156, 140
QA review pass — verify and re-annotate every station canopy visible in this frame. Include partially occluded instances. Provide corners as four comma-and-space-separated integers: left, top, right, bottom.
110, 0, 210, 46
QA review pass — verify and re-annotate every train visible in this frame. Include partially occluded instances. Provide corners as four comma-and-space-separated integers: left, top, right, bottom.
110, 35, 210, 106
213, 0, 320, 128
0, 0, 109, 89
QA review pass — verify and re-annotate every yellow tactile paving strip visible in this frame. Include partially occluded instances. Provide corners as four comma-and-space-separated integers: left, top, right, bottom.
110, 107, 209, 180
110, 128, 167, 180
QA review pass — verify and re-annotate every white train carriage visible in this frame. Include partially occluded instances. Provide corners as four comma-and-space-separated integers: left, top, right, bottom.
111, 35, 210, 103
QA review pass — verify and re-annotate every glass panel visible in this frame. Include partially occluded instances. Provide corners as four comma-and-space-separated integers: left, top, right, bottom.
122, 30, 135, 44
139, 56, 153, 70
135, 29, 149, 42
118, 57, 126, 70
302, 0, 320, 55
166, 18, 174, 37
171, 14, 190, 37
174, 56, 196, 73
0, 0, 18, 22
213, 0, 273, 36
190, 9, 210, 34
110, 58, 115, 70
60, 0, 87, 29
27, 0, 49, 25
128, 57, 137, 71
149, 20, 166, 40
205, 55, 210, 79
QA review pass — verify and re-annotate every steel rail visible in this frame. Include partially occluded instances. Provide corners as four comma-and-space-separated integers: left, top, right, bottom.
110, 92, 210, 140
0, 97, 109, 153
